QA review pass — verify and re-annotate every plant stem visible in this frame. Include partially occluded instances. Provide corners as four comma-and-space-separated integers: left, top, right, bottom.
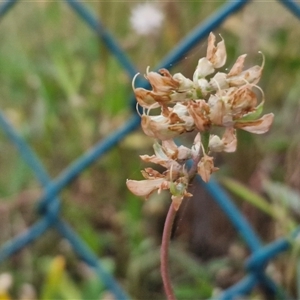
161, 202, 177, 300
160, 147, 202, 299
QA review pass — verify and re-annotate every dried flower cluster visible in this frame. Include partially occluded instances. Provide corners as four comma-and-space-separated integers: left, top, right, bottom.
127, 33, 274, 210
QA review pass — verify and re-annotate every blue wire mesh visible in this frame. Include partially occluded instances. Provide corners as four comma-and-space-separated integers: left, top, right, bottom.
0, 0, 300, 299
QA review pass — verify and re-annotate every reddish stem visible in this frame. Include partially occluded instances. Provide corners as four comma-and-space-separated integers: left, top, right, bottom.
160, 202, 177, 300
160, 147, 202, 299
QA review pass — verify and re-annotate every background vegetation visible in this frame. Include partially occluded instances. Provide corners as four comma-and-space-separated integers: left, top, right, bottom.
0, 1, 300, 299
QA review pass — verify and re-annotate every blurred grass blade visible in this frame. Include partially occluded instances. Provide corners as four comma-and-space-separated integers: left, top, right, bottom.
220, 177, 277, 218
263, 180, 300, 217
40, 255, 66, 300
58, 273, 83, 300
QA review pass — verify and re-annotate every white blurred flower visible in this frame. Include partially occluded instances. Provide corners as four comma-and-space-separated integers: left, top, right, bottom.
130, 3, 164, 36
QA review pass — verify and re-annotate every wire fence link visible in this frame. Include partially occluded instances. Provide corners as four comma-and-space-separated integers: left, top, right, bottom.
0, 0, 300, 299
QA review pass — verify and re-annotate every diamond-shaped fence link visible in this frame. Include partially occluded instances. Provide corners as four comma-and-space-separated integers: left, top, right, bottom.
0, 1, 300, 299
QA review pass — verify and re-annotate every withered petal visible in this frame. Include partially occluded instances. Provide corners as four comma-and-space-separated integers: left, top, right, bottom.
228, 65, 263, 86
141, 168, 165, 179
177, 145, 192, 160
213, 38, 227, 68
134, 88, 160, 109
209, 135, 224, 152
140, 153, 182, 173
126, 178, 166, 199
235, 113, 274, 134
222, 127, 237, 152
140, 154, 169, 167
187, 100, 210, 132
232, 86, 258, 117
161, 140, 178, 159
206, 32, 227, 69
197, 155, 217, 183
206, 32, 217, 62
194, 58, 215, 79
209, 99, 226, 126
141, 115, 180, 140
146, 68, 179, 93
227, 54, 247, 77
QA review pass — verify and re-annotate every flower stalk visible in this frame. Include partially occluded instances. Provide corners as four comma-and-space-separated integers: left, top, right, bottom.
160, 202, 177, 300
